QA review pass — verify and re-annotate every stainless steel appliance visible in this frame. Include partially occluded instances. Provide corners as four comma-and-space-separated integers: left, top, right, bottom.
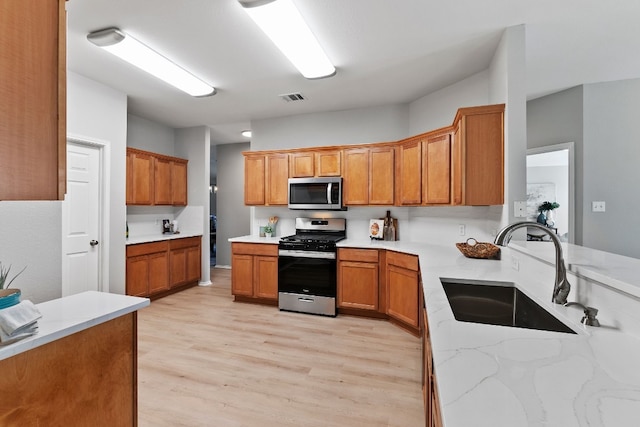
288, 177, 344, 211
278, 217, 346, 317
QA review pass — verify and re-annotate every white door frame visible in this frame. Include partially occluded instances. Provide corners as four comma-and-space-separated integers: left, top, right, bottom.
63, 134, 111, 293
527, 141, 575, 244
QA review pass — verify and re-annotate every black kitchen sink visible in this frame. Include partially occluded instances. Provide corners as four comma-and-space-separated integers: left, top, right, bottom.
440, 278, 576, 334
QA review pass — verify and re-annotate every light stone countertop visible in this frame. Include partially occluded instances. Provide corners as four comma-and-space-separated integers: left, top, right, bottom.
126, 231, 203, 245
0, 291, 149, 361
231, 235, 640, 426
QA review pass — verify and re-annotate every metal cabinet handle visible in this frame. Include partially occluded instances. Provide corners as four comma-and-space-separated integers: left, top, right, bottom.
90, 240, 99, 247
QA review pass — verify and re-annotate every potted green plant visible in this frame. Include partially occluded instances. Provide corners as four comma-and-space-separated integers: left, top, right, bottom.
0, 262, 27, 308
263, 224, 274, 238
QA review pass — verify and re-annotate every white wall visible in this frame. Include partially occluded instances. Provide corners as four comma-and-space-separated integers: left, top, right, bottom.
175, 126, 211, 284
127, 114, 175, 156
408, 70, 490, 134
67, 71, 128, 295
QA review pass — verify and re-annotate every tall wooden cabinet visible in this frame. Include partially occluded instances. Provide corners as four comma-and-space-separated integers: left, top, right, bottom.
0, 0, 67, 200
396, 137, 422, 205
423, 132, 451, 205
244, 153, 289, 206
343, 146, 395, 206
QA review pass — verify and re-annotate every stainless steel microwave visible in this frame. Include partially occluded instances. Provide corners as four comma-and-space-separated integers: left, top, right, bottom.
288, 177, 344, 210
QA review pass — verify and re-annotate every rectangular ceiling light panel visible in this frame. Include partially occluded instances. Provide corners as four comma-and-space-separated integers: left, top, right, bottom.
87, 28, 215, 97
240, 0, 335, 79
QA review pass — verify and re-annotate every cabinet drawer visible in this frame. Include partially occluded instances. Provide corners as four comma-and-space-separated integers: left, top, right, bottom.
386, 250, 418, 271
126, 241, 169, 257
338, 248, 379, 263
232, 242, 278, 256
169, 236, 201, 250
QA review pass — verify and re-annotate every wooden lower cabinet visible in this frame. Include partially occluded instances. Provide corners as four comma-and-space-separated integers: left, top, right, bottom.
386, 251, 420, 333
337, 248, 380, 311
231, 242, 278, 303
422, 300, 443, 427
0, 314, 137, 425
126, 237, 201, 298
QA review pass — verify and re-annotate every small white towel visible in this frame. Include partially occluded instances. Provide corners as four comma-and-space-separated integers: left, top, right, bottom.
0, 300, 42, 336
0, 323, 38, 346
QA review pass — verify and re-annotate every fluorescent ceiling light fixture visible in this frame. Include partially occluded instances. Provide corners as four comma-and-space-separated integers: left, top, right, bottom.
241, 130, 252, 138
239, 0, 336, 79
87, 27, 216, 97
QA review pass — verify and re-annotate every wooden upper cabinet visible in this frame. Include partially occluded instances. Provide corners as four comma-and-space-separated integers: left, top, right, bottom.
244, 154, 265, 205
315, 150, 341, 176
127, 150, 154, 205
396, 137, 422, 205
343, 148, 370, 205
127, 148, 188, 206
171, 160, 188, 206
289, 150, 342, 177
369, 146, 394, 205
154, 157, 172, 205
266, 154, 289, 205
0, 0, 66, 200
423, 133, 451, 205
452, 104, 505, 206
289, 152, 315, 177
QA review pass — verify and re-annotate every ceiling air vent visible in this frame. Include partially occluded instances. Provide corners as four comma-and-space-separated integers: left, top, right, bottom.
279, 92, 306, 102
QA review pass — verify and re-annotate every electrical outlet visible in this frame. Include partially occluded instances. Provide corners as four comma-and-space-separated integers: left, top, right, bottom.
511, 256, 519, 271
514, 201, 527, 218
592, 201, 606, 212
458, 224, 466, 236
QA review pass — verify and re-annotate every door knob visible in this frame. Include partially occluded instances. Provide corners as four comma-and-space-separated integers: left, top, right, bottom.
90, 240, 99, 247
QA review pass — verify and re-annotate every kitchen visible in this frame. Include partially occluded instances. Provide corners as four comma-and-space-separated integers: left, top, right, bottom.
1, 0, 640, 426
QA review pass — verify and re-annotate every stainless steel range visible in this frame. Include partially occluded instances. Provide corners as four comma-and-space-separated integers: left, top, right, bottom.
278, 217, 346, 317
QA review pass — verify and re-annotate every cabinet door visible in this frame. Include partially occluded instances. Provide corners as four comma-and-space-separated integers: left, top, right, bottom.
154, 157, 172, 205
338, 261, 379, 310
289, 152, 315, 177
423, 134, 451, 205
186, 244, 201, 283
244, 155, 265, 205
0, 0, 66, 200
148, 251, 170, 295
316, 150, 341, 176
231, 254, 254, 296
266, 154, 289, 205
170, 248, 187, 288
126, 151, 133, 205
129, 151, 154, 205
369, 146, 395, 205
254, 256, 278, 300
387, 265, 419, 328
452, 123, 463, 205
126, 255, 149, 297
396, 138, 422, 205
171, 160, 188, 206
343, 148, 369, 205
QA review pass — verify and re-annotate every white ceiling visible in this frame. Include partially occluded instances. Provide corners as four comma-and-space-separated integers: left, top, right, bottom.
67, 0, 640, 145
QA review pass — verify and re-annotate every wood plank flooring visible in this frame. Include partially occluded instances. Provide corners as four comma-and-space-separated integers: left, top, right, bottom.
137, 268, 424, 427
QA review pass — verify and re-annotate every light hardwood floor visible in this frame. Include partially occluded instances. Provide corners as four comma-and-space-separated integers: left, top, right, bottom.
137, 268, 424, 427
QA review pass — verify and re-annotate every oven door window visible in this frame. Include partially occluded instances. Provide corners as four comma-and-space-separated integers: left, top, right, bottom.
278, 256, 336, 297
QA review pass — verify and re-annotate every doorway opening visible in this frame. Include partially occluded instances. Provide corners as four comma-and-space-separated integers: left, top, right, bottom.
526, 142, 575, 243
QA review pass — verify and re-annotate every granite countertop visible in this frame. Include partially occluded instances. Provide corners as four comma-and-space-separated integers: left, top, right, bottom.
126, 231, 203, 245
0, 291, 149, 361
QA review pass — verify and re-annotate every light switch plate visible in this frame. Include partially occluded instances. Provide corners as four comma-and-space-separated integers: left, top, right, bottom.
514, 201, 527, 217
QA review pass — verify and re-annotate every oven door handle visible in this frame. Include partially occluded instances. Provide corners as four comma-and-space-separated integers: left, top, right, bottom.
278, 249, 336, 260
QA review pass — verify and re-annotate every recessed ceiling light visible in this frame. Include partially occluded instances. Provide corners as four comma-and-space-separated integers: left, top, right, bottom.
87, 27, 216, 97
239, 0, 335, 79
241, 130, 252, 138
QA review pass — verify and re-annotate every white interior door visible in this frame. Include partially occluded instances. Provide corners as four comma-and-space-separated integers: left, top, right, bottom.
62, 142, 102, 296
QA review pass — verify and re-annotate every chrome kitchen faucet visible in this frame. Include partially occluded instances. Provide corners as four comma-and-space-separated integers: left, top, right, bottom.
494, 221, 571, 305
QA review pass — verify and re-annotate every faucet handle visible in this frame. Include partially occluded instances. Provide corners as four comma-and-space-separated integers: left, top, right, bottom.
564, 302, 601, 327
